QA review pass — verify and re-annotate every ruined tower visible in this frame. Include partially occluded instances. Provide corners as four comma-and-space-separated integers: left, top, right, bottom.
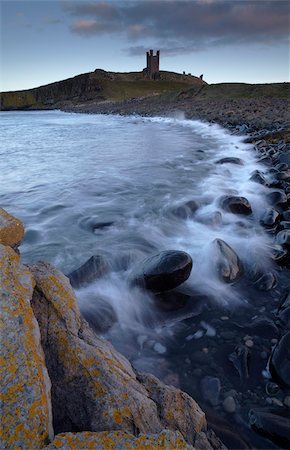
145, 49, 160, 79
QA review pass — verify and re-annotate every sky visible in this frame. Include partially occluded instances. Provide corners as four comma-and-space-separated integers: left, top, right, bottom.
0, 0, 289, 91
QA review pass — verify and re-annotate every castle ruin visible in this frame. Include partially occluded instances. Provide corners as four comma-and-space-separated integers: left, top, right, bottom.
145, 50, 160, 79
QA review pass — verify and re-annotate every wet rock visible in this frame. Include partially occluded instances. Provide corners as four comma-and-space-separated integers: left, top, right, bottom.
249, 409, 290, 448
246, 317, 279, 338
44, 429, 194, 450
0, 207, 24, 248
260, 208, 280, 227
170, 200, 199, 219
249, 170, 268, 185
280, 221, 290, 229
154, 288, 190, 311
276, 229, 290, 247
196, 211, 222, 226
200, 376, 221, 406
270, 245, 289, 265
254, 272, 277, 291
30, 261, 205, 444
269, 331, 290, 388
282, 209, 290, 221
265, 382, 279, 396
267, 190, 287, 206
277, 291, 290, 327
0, 245, 53, 449
80, 297, 117, 333
67, 254, 109, 289
211, 238, 243, 283
229, 345, 250, 381
215, 157, 244, 165
133, 250, 193, 292
220, 196, 252, 215
222, 396, 236, 414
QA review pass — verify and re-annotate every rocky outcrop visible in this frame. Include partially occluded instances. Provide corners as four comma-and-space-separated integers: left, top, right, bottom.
0, 207, 24, 248
29, 261, 205, 444
0, 244, 53, 449
44, 429, 195, 450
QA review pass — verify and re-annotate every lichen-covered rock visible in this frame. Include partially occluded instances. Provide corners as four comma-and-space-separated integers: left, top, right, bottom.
0, 245, 53, 449
29, 261, 206, 445
43, 429, 195, 449
137, 372, 206, 444
0, 207, 24, 248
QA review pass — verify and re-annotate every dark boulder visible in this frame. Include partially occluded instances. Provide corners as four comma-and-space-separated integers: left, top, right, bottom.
260, 208, 280, 227
215, 157, 244, 165
269, 331, 290, 388
249, 170, 268, 185
133, 250, 193, 292
67, 255, 109, 289
267, 190, 287, 206
80, 297, 117, 334
211, 239, 243, 283
277, 291, 290, 328
249, 409, 290, 448
276, 230, 290, 247
170, 200, 199, 219
220, 196, 252, 215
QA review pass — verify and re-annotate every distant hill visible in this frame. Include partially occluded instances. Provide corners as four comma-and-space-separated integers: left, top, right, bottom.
0, 69, 205, 110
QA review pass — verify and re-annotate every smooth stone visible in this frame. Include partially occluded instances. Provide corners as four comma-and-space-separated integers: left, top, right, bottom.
222, 396, 236, 413
134, 250, 193, 293
284, 396, 290, 408
67, 255, 109, 289
276, 230, 290, 247
220, 196, 252, 215
229, 345, 250, 381
254, 272, 277, 291
215, 157, 244, 165
269, 331, 290, 388
170, 200, 199, 219
80, 297, 117, 334
267, 190, 287, 206
260, 208, 280, 227
200, 376, 221, 406
211, 238, 243, 283
265, 382, 279, 396
270, 245, 289, 265
249, 409, 290, 448
249, 170, 268, 185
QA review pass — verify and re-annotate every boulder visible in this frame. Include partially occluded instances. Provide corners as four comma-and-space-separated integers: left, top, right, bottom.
219, 196, 252, 215
249, 170, 268, 185
43, 429, 194, 450
211, 239, 243, 282
67, 255, 109, 289
249, 410, 290, 448
215, 157, 244, 165
260, 208, 280, 227
0, 207, 24, 248
269, 331, 290, 389
137, 372, 206, 443
29, 262, 205, 444
276, 230, 290, 247
170, 200, 199, 219
0, 245, 53, 449
267, 190, 287, 206
133, 250, 193, 292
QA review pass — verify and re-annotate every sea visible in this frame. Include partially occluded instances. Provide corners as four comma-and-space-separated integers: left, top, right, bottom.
0, 110, 281, 448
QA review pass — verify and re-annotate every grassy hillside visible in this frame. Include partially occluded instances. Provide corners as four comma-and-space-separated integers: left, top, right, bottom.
0, 69, 205, 110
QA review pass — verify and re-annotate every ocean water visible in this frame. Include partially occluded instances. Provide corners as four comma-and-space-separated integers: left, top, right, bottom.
1, 110, 280, 446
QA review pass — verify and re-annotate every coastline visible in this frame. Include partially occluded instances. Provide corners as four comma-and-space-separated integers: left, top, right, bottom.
1, 103, 290, 449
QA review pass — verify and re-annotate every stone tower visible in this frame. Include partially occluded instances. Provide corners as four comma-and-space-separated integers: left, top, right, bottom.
146, 49, 160, 79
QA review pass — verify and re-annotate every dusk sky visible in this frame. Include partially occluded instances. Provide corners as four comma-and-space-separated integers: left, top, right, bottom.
1, 0, 289, 92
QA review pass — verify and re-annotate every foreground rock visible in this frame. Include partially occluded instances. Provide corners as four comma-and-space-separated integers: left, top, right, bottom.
133, 250, 193, 292
211, 239, 243, 282
0, 207, 24, 248
0, 244, 53, 449
44, 429, 195, 450
29, 262, 205, 444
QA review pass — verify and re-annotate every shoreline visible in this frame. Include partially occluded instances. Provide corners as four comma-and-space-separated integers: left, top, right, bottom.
1, 105, 290, 449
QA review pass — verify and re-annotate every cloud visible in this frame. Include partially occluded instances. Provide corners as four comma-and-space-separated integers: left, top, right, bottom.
66, 0, 290, 53
70, 19, 119, 35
